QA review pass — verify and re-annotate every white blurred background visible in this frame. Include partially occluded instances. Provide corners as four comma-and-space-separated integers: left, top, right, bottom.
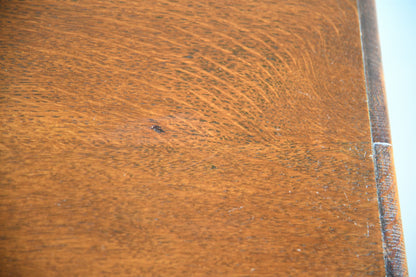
375, 0, 416, 275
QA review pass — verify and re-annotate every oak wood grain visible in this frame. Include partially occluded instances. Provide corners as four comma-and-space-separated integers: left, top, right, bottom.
0, 0, 397, 275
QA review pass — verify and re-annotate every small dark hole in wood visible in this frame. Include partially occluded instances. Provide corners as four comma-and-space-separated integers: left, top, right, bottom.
151, 125, 164, 133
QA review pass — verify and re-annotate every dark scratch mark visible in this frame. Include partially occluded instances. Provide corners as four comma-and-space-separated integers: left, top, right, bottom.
151, 125, 165, 133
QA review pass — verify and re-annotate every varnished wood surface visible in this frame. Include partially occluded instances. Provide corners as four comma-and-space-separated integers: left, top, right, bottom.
0, 0, 403, 275
358, 0, 408, 275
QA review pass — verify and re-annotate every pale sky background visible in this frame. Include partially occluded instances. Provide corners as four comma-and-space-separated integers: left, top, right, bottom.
375, 0, 416, 275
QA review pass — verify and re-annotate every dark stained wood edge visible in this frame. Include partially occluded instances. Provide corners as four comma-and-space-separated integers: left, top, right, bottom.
357, 0, 408, 276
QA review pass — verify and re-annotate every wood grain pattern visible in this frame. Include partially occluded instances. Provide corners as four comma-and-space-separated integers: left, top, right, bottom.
0, 0, 398, 275
358, 0, 408, 275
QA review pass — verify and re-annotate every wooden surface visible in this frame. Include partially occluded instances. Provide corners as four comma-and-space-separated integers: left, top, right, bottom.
0, 0, 405, 275
358, 0, 408, 275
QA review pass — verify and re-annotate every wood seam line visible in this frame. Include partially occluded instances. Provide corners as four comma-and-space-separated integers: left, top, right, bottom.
357, 0, 408, 276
